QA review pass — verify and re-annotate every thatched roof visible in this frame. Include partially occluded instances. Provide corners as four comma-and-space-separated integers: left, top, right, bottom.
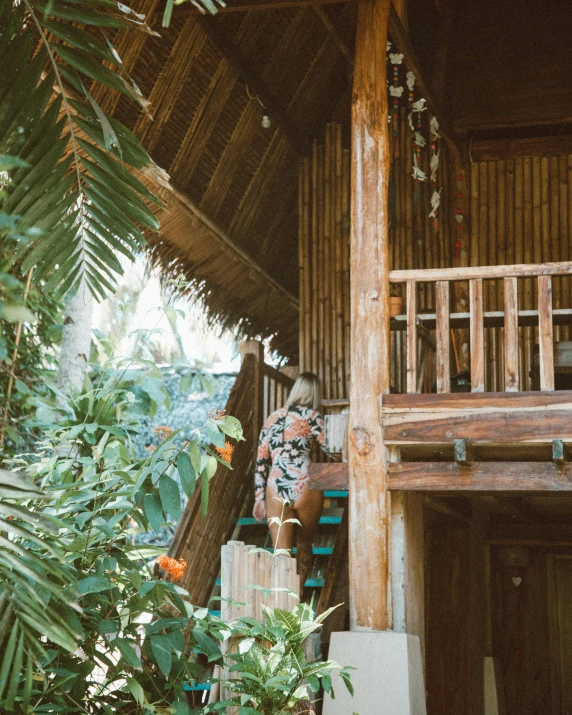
99, 0, 356, 358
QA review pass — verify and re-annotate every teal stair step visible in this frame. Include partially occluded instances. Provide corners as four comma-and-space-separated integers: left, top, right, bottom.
184, 683, 211, 691
324, 490, 348, 498
304, 578, 325, 587
215, 577, 325, 588
237, 515, 341, 526
208, 609, 221, 617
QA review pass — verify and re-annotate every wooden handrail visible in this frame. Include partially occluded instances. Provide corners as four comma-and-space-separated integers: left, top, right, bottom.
389, 260, 572, 283
261, 362, 295, 388
391, 263, 570, 394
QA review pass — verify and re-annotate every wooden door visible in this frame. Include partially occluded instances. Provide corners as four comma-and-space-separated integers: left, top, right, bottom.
548, 555, 572, 714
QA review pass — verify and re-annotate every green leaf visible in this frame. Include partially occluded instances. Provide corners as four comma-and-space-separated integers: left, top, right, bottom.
190, 440, 201, 473
191, 628, 221, 663
126, 676, 145, 704
113, 637, 142, 669
219, 415, 244, 441
150, 634, 172, 678
206, 419, 225, 448
144, 492, 163, 532
159, 474, 181, 520
78, 576, 109, 594
177, 452, 196, 499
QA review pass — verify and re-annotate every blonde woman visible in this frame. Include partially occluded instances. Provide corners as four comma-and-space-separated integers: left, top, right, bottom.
253, 372, 325, 587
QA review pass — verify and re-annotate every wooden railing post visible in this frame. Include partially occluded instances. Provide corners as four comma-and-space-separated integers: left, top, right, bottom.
504, 277, 519, 391
240, 340, 264, 455
406, 279, 417, 394
538, 275, 555, 391
470, 278, 485, 392
435, 281, 450, 393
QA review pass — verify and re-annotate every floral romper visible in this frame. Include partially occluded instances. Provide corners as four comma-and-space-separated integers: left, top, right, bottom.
254, 405, 325, 506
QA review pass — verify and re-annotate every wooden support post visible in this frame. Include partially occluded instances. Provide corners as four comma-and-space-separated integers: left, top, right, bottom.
552, 438, 568, 465
435, 280, 450, 393
470, 278, 485, 392
240, 341, 264, 458
391, 490, 425, 661
454, 438, 473, 465
504, 276, 520, 391
349, 0, 392, 631
406, 279, 417, 394
538, 275, 555, 391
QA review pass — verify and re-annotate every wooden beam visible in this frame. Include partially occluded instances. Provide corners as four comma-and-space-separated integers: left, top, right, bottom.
470, 135, 572, 162
195, 16, 311, 155
454, 438, 473, 465
389, 259, 572, 283
349, 0, 392, 631
189, 0, 355, 11
312, 4, 354, 74
388, 461, 572, 492
309, 462, 349, 490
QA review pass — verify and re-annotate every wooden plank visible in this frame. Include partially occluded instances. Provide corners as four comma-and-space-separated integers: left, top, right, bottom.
384, 408, 572, 444
470, 278, 485, 392
406, 279, 417, 393
504, 276, 519, 391
388, 461, 572, 492
389, 260, 572, 284
538, 275, 555, 390
390, 306, 572, 330
349, 0, 392, 631
454, 438, 473, 465
309, 462, 349, 491
435, 280, 450, 393
189, 0, 355, 11
471, 135, 572, 162
383, 389, 572, 411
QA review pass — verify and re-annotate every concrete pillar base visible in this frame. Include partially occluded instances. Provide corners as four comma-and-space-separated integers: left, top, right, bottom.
323, 631, 426, 715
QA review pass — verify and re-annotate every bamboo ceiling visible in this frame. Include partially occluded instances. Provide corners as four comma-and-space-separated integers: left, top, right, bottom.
102, 0, 356, 358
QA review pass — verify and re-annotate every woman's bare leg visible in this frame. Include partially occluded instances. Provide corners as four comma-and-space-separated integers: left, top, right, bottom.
292, 486, 324, 589
265, 486, 296, 552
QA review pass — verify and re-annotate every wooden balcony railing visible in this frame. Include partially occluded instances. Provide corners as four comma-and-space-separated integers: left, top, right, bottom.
389, 261, 572, 394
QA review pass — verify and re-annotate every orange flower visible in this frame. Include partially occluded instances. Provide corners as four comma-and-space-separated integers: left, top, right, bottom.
156, 555, 187, 581
154, 425, 173, 442
216, 441, 234, 463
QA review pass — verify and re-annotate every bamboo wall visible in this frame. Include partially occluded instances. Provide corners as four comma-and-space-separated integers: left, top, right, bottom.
298, 121, 572, 394
469, 156, 572, 391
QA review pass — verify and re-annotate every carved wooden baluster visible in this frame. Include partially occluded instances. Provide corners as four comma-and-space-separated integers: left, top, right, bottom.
406, 279, 417, 393
538, 275, 555, 391
470, 278, 485, 392
504, 277, 520, 391
435, 280, 451, 393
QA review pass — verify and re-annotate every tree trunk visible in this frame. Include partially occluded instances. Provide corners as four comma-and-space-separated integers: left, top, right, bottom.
57, 280, 94, 394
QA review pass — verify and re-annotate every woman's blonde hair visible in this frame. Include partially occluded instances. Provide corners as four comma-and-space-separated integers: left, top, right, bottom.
285, 372, 321, 411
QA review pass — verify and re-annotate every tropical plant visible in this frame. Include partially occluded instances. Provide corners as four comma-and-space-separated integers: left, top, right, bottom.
1, 1, 164, 301
0, 368, 244, 713
207, 601, 354, 715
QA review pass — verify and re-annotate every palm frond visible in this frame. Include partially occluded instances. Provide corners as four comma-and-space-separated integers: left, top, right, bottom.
1, 0, 164, 301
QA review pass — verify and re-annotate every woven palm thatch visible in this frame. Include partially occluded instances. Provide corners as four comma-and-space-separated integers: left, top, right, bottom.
100, 0, 356, 358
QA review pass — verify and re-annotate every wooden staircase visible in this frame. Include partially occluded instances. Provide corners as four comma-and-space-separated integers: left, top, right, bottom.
168, 342, 349, 703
